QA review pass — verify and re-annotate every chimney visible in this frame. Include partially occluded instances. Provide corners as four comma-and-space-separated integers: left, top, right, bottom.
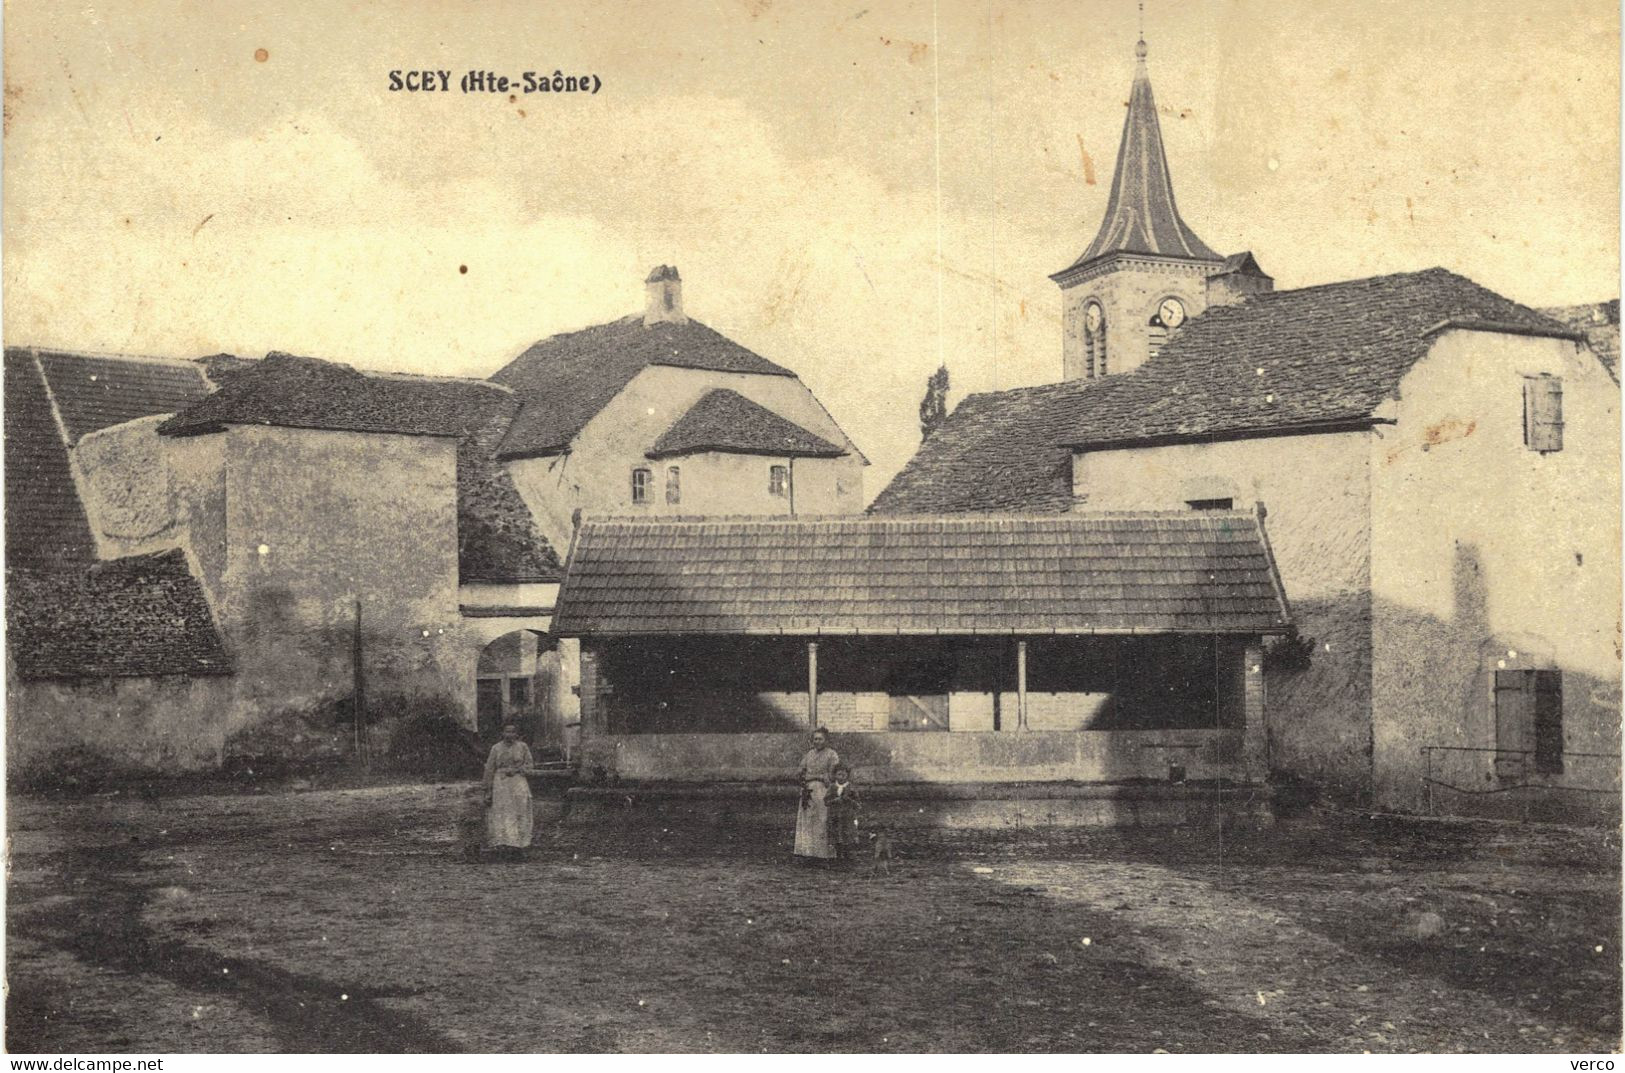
644, 265, 685, 326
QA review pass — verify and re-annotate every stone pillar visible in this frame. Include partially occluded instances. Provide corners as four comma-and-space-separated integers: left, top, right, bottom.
1242, 641, 1267, 780
579, 643, 604, 737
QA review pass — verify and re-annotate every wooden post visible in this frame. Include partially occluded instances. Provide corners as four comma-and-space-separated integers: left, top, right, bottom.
353, 597, 368, 768
807, 641, 819, 727
1016, 639, 1028, 731
807, 641, 820, 727
1241, 641, 1267, 780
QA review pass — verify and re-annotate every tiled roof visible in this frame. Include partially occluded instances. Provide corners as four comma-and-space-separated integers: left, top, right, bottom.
1214, 251, 1270, 278
552, 512, 1291, 636
7, 549, 233, 680
457, 395, 565, 582
872, 269, 1573, 514
647, 389, 845, 459
869, 381, 1085, 515
195, 352, 258, 384
32, 349, 210, 443
490, 316, 797, 458
1541, 301, 1619, 379
1057, 269, 1575, 449
1055, 40, 1220, 276
3, 350, 97, 569
9, 344, 558, 583
158, 352, 503, 438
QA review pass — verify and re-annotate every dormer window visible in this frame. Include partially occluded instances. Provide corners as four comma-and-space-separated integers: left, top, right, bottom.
1523, 375, 1563, 452
631, 467, 652, 504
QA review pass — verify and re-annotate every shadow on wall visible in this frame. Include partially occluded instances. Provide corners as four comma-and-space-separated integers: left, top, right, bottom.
1370, 541, 1621, 823
232, 586, 457, 710
1261, 591, 1374, 807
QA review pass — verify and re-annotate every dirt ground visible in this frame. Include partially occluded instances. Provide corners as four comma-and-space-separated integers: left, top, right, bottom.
6, 782, 1621, 1053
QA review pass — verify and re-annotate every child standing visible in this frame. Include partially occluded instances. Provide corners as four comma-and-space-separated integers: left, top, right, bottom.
824, 764, 862, 862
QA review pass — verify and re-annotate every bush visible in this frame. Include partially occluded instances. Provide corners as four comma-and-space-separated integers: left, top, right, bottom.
383, 694, 483, 778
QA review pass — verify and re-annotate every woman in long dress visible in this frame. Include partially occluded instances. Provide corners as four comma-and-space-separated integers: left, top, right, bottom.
794, 727, 839, 861
483, 723, 535, 854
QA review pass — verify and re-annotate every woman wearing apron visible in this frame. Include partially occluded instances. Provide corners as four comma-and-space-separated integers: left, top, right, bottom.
794, 727, 839, 862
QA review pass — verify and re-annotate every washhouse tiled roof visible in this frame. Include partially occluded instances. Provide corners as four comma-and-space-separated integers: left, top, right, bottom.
872, 270, 1576, 514
7, 549, 234, 680
552, 512, 1291, 637
647, 389, 845, 459
490, 316, 797, 459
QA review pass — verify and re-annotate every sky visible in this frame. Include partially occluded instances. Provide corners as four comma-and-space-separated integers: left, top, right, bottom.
4, 0, 1619, 496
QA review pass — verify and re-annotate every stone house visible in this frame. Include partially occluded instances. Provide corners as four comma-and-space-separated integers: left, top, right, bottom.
491, 265, 868, 554
872, 38, 1622, 820
4, 269, 866, 776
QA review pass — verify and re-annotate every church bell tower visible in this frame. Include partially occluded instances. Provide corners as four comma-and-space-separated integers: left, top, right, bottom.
1051, 35, 1267, 381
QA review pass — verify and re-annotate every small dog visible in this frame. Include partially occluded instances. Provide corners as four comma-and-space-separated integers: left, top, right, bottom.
869, 826, 895, 876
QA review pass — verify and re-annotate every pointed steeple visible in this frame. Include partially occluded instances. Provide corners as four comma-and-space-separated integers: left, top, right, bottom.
1062, 36, 1219, 271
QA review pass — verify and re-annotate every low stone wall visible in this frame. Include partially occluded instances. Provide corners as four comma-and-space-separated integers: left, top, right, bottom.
7, 674, 235, 781
564, 780, 1274, 831
579, 728, 1248, 785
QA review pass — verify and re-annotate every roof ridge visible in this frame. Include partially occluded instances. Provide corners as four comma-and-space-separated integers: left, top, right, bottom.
9, 346, 205, 371
1248, 266, 1458, 301
578, 509, 1252, 526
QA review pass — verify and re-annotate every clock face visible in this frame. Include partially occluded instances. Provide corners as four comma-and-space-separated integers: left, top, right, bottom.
1158, 298, 1186, 329
1084, 303, 1103, 333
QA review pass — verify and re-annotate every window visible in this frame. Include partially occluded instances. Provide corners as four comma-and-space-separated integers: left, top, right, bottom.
508, 677, 531, 708
1523, 376, 1564, 452
631, 467, 651, 504
1186, 498, 1234, 511
1495, 669, 1563, 775
665, 465, 681, 505
769, 464, 789, 498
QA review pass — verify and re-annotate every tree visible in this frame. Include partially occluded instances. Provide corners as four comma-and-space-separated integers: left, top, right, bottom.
919, 364, 950, 440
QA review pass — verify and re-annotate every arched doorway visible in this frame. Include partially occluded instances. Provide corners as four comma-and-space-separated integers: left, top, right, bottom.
475, 629, 568, 758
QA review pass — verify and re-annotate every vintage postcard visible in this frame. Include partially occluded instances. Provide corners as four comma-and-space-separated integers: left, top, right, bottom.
3, 0, 1620, 1057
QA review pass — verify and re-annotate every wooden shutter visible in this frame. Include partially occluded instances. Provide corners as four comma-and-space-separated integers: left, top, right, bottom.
1524, 376, 1564, 452
1493, 670, 1534, 774
1532, 670, 1564, 774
